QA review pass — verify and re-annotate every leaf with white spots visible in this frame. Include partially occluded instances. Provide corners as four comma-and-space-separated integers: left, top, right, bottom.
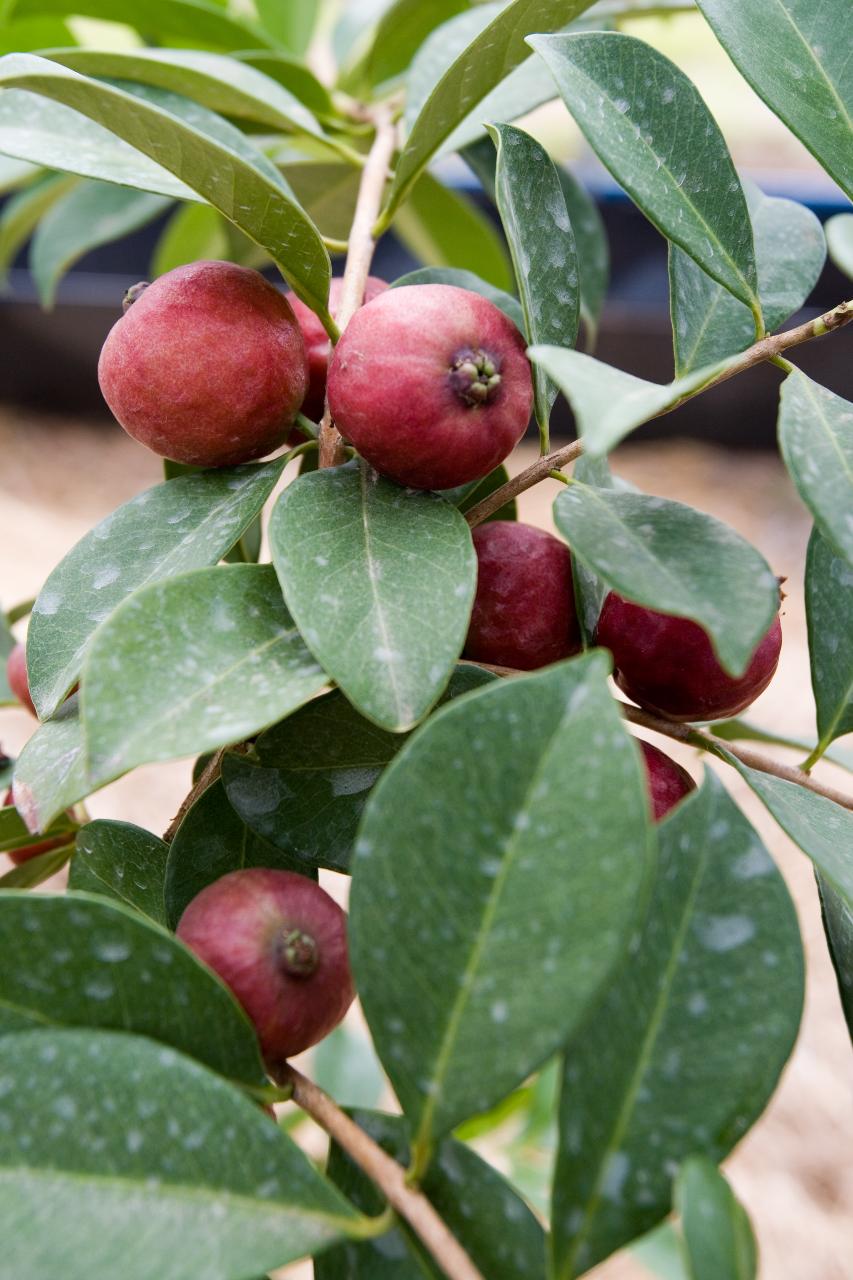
0, 1028, 364, 1280
316, 1109, 546, 1279
28, 461, 285, 720
817, 878, 853, 1045
553, 484, 780, 676
0, 890, 267, 1084
270, 463, 477, 732
550, 774, 803, 1278
350, 654, 655, 1158
12, 695, 88, 834
826, 213, 853, 280
69, 820, 170, 927
82, 565, 327, 788
675, 1158, 757, 1280
531, 32, 760, 316
805, 526, 853, 763
778, 369, 853, 568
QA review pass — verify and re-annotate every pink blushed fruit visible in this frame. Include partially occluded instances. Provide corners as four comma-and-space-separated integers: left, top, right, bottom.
327, 284, 533, 490
596, 593, 782, 722
98, 261, 308, 467
289, 276, 388, 423
6, 643, 35, 717
464, 522, 581, 670
2, 788, 69, 865
176, 868, 355, 1068
639, 742, 695, 821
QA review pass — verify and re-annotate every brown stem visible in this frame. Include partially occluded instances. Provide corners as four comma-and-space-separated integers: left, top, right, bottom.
319, 103, 398, 469
283, 1066, 485, 1280
466, 298, 853, 528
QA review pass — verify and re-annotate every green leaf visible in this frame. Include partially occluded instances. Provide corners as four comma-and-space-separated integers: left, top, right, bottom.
553, 483, 779, 676
164, 777, 316, 930
28, 462, 284, 721
310, 1026, 386, 1113
350, 654, 655, 1155
51, 47, 325, 141
343, 0, 469, 93
12, 0, 274, 52
557, 166, 609, 347
675, 1158, 757, 1280
710, 718, 853, 773
0, 800, 75, 853
568, 453, 614, 644
805, 526, 853, 763
30, 179, 170, 308
441, 463, 518, 523
232, 50, 334, 118
0, 170, 77, 286
630, 1223, 689, 1280
0, 840, 73, 888
488, 123, 579, 439
826, 212, 853, 280
382, 0, 597, 223
670, 182, 826, 376
0, 15, 75, 54
151, 199, 228, 275
531, 32, 760, 316
551, 775, 803, 1278
391, 265, 526, 335
82, 564, 327, 787
255, 0, 317, 54
529, 346, 735, 455
392, 169, 513, 292
281, 159, 362, 243
0, 1028, 363, 1279
0, 890, 268, 1083
69, 820, 170, 926
12, 695, 88, 834
317, 1110, 547, 1280
0, 54, 332, 318
816, 876, 853, 1044
778, 368, 853, 567
270, 463, 477, 732
222, 667, 495, 875
696, 0, 853, 203
0, 612, 17, 705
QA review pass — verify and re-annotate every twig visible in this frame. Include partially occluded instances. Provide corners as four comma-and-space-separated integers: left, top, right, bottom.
318, 103, 398, 469
162, 747, 226, 843
283, 1066, 485, 1280
466, 298, 853, 528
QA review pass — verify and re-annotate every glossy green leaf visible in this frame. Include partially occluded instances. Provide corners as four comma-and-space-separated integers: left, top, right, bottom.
383, 0, 597, 222
826, 213, 853, 280
51, 47, 325, 140
12, 0, 273, 51
557, 166, 609, 347
281, 159, 361, 242
310, 1026, 386, 1113
0, 890, 268, 1083
0, 170, 77, 286
392, 169, 513, 292
676, 1158, 757, 1280
391, 265, 526, 334
28, 462, 284, 720
343, 0, 468, 93
553, 483, 779, 675
12, 695, 88, 834
696, 0, 853, 202
30, 179, 170, 308
0, 15, 75, 54
569, 453, 614, 644
69, 820, 170, 926
317, 1109, 547, 1279
805, 526, 853, 763
254, 0, 317, 53
0, 840, 73, 888
0, 1028, 363, 1279
151, 200, 228, 275
816, 877, 853, 1043
670, 182, 825, 376
529, 345, 735, 455
532, 32, 759, 315
82, 565, 327, 787
233, 50, 334, 118
270, 463, 477, 732
778, 369, 853, 567
551, 775, 803, 1278
164, 778, 316, 930
488, 123, 579, 437
0, 54, 332, 317
351, 654, 655, 1155
222, 668, 495, 874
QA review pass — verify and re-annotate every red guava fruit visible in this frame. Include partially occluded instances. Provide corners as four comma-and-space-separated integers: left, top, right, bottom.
639, 741, 695, 821
176, 868, 355, 1068
326, 284, 533, 489
2, 788, 70, 865
289, 276, 388, 422
596, 593, 782, 721
98, 261, 308, 467
464, 522, 581, 670
6, 643, 35, 717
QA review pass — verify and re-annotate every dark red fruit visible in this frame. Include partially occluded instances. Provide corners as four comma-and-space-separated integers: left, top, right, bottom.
596, 593, 782, 722
464, 522, 581, 670
6, 643, 35, 717
289, 276, 388, 422
98, 261, 308, 467
176, 868, 355, 1068
2, 789, 69, 865
326, 284, 533, 490
639, 741, 695, 821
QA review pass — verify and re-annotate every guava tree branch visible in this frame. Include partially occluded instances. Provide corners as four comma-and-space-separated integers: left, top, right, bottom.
319, 103, 398, 469
283, 1066, 486, 1280
465, 298, 853, 527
